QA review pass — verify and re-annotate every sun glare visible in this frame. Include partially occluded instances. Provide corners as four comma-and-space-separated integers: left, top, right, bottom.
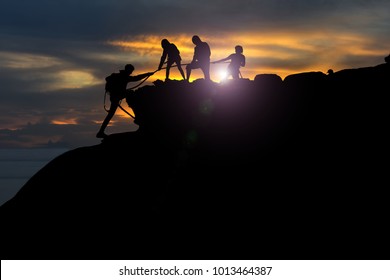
219, 69, 228, 81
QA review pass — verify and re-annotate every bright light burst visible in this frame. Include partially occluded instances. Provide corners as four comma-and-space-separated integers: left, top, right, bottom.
219, 69, 229, 81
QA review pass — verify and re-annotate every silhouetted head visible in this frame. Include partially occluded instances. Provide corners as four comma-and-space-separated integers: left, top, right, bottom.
192, 35, 201, 45
385, 54, 390, 63
161, 39, 170, 48
327, 69, 334, 75
235, 45, 243, 54
124, 64, 134, 74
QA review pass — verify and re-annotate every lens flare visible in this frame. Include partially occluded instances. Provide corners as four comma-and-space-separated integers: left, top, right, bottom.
219, 70, 229, 80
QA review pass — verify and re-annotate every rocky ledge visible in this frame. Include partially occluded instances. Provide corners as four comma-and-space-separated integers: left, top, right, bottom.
1, 62, 389, 259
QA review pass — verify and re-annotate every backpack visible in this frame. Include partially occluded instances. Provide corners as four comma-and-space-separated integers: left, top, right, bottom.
105, 72, 123, 93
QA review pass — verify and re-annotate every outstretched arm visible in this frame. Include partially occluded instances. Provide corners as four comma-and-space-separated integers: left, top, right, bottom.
129, 72, 155, 81
212, 57, 229, 64
212, 54, 232, 64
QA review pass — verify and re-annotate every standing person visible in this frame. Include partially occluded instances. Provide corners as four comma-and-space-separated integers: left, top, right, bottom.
96, 64, 154, 138
186, 35, 211, 81
213, 45, 245, 80
158, 38, 186, 80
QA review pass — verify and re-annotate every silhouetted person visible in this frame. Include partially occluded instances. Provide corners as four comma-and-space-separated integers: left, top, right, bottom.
186, 35, 211, 81
158, 39, 186, 81
96, 64, 154, 138
385, 54, 390, 63
213, 45, 245, 80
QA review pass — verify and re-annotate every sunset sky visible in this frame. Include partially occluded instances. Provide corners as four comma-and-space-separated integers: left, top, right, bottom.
1, 0, 389, 149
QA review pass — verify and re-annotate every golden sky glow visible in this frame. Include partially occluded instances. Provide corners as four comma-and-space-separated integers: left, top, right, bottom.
107, 31, 388, 81
113, 105, 135, 120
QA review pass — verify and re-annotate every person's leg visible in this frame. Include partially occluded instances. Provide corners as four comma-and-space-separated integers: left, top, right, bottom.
186, 63, 192, 80
187, 62, 202, 81
231, 67, 240, 80
176, 59, 186, 80
96, 100, 119, 138
166, 61, 173, 80
202, 62, 210, 80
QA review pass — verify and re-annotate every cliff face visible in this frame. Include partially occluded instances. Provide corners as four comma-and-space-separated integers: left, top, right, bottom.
1, 63, 389, 259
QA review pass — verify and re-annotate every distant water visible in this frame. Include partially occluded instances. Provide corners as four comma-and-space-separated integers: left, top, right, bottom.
0, 148, 69, 206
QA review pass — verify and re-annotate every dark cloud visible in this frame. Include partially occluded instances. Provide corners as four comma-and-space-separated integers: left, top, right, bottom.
2, 0, 389, 40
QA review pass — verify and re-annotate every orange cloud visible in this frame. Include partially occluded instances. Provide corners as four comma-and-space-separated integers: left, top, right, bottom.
51, 118, 78, 125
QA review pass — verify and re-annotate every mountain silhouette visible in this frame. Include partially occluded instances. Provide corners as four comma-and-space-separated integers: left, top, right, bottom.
1, 61, 389, 260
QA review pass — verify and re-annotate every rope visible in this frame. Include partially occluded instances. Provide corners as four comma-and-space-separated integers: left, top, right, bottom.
104, 91, 109, 112
158, 61, 239, 77
128, 69, 159, 90
118, 102, 135, 119
104, 93, 135, 119
158, 61, 228, 69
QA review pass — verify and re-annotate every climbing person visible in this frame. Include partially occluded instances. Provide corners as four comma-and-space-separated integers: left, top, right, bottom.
96, 64, 154, 138
186, 35, 211, 81
158, 38, 186, 80
213, 45, 245, 80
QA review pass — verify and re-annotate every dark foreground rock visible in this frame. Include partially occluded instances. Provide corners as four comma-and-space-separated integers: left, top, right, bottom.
1, 63, 389, 259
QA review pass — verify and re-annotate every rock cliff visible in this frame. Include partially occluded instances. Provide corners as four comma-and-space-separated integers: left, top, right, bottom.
1, 62, 389, 259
